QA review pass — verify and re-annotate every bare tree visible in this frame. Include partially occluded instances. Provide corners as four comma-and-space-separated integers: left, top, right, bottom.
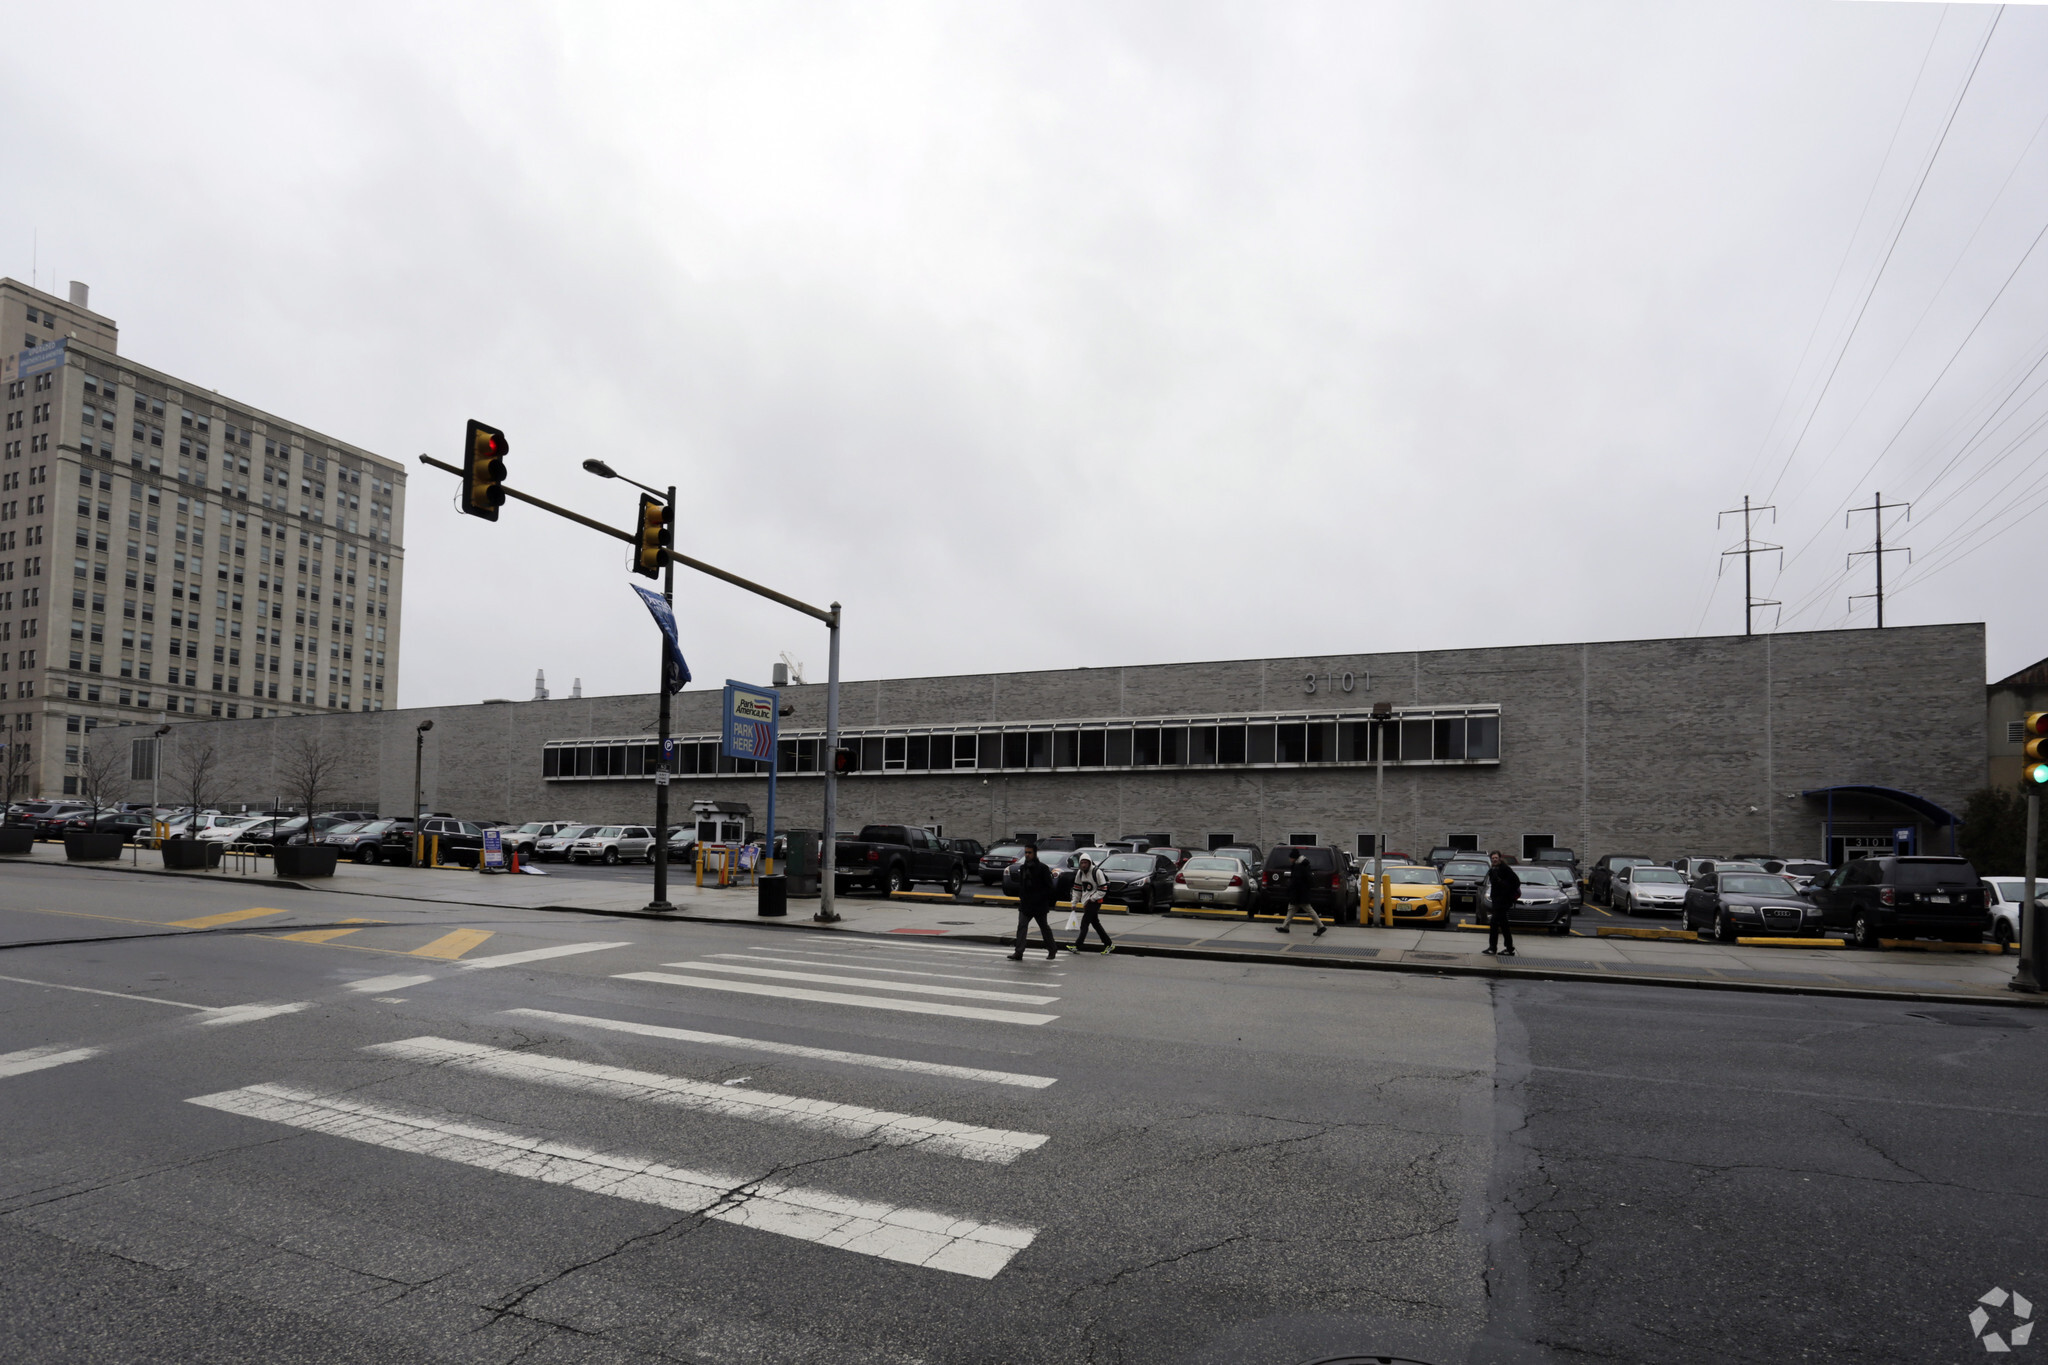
2, 728, 32, 808
280, 730, 344, 822
169, 739, 220, 819
75, 739, 127, 822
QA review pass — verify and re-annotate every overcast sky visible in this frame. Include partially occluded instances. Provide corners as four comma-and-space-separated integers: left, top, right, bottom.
8, 1, 2047, 705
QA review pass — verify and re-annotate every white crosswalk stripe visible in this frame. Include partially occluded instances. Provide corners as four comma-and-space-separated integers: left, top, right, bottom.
369, 1037, 1048, 1163
727, 950, 1062, 981
658, 960, 1057, 1005
806, 937, 1018, 958
453, 941, 634, 971
503, 1010, 1058, 1087
186, 1083, 1039, 1278
616, 971, 1060, 1025
196, 1002, 311, 1028
346, 974, 436, 994
0, 1044, 103, 1079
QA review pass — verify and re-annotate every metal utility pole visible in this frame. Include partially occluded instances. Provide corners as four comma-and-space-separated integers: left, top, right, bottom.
819, 608, 843, 923
1717, 496, 1781, 636
2017, 790, 2041, 993
1847, 492, 1912, 628
413, 719, 433, 866
651, 483, 677, 910
1371, 702, 1391, 926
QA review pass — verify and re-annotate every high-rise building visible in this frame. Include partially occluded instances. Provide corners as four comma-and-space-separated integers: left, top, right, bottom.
0, 277, 406, 801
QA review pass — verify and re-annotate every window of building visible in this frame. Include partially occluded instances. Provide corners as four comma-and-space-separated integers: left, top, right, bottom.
1446, 834, 1479, 852
1521, 834, 1554, 862
1286, 833, 1319, 847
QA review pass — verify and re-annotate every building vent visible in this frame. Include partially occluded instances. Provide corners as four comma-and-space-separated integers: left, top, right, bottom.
68, 281, 89, 308
2010, 721, 2027, 744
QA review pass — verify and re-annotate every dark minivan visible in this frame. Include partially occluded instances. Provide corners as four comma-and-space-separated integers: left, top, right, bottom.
1807, 856, 1988, 948
1255, 846, 1359, 921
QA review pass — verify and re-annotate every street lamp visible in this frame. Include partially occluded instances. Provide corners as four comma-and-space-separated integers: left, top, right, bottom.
414, 720, 433, 866
151, 724, 171, 840
585, 460, 679, 912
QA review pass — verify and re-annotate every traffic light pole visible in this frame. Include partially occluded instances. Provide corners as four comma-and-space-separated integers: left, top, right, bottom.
818, 611, 842, 923
650, 483, 676, 912
2015, 790, 2041, 995
418, 454, 842, 917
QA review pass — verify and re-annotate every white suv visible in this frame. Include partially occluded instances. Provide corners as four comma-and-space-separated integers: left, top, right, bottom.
1983, 877, 2044, 951
569, 825, 656, 865
502, 821, 578, 858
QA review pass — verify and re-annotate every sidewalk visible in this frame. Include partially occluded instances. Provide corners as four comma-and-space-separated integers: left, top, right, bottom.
7, 842, 2037, 1007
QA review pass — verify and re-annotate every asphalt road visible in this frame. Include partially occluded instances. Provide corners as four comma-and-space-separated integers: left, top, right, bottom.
0, 863, 2038, 1364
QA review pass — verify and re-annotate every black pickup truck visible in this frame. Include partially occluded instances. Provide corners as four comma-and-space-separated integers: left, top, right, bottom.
834, 824, 966, 896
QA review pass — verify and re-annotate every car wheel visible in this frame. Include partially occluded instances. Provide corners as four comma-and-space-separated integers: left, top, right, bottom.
1993, 919, 2014, 951
360, 845, 381, 865
602, 847, 619, 866
1715, 910, 1737, 944
1852, 911, 1882, 950
879, 866, 906, 897
943, 869, 962, 896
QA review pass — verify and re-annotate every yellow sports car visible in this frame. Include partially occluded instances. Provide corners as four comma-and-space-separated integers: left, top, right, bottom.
1366, 864, 1453, 925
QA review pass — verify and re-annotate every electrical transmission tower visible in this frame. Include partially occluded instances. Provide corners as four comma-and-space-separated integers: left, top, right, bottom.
1718, 496, 1782, 637
1847, 491, 1912, 628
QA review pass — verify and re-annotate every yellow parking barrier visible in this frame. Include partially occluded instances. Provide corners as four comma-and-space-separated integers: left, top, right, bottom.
1879, 939, 2005, 953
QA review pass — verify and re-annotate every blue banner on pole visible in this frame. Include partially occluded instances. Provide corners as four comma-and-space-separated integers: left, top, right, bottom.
722, 680, 780, 762
631, 585, 693, 694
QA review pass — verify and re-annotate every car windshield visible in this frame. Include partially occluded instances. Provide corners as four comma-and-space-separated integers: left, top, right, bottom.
1721, 874, 1796, 895
1102, 854, 1154, 873
1535, 850, 1573, 862
1893, 860, 1976, 888
1634, 868, 1685, 884
1445, 861, 1489, 877
1714, 862, 1765, 873
589, 827, 622, 838
1514, 867, 1561, 884
1039, 853, 1077, 869
326, 822, 365, 836
511, 822, 547, 834
359, 820, 394, 834
1612, 857, 1656, 870
988, 845, 1026, 858
1382, 867, 1438, 885
1184, 858, 1239, 873
1994, 880, 2027, 902
1782, 862, 1828, 877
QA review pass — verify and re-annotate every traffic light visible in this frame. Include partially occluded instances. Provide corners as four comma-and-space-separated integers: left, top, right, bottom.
462, 420, 508, 521
831, 746, 855, 776
2025, 712, 2048, 786
633, 493, 671, 579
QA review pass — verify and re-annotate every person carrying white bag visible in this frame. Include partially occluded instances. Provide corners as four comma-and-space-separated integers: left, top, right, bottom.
1066, 853, 1114, 955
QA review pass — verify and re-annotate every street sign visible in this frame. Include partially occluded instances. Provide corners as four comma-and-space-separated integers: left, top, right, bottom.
482, 826, 505, 869
722, 680, 779, 761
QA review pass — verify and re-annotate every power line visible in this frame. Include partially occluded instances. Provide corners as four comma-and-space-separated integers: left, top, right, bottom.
1718, 497, 1782, 637
1846, 493, 1914, 628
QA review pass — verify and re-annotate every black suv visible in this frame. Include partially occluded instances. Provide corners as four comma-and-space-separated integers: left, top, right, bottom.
1439, 855, 1492, 915
1808, 856, 1988, 948
1586, 853, 1657, 906
1254, 846, 1359, 920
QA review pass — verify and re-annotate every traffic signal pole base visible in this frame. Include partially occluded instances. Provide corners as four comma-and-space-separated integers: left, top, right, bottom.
645, 900, 676, 913
812, 909, 842, 923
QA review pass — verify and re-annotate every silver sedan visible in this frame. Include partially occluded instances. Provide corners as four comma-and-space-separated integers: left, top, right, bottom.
1614, 864, 1688, 915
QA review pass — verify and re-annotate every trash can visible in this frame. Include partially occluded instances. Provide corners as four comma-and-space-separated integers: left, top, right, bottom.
758, 873, 788, 917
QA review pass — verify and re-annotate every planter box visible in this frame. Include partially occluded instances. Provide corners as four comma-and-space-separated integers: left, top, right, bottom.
0, 826, 35, 855
274, 844, 340, 879
162, 838, 224, 870
64, 832, 126, 862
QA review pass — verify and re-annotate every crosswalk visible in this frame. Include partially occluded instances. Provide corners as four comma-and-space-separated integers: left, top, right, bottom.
615, 938, 1068, 1027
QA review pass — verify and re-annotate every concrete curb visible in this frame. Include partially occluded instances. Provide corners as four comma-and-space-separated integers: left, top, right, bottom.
2, 852, 317, 892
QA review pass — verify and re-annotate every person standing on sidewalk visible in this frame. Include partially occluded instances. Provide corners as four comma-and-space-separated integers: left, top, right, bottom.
1008, 844, 1061, 961
1483, 851, 1520, 957
1277, 848, 1328, 936
1067, 853, 1114, 954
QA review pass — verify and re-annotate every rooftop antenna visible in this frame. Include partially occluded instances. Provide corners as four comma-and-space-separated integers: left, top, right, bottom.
779, 651, 805, 686
1717, 495, 1782, 637
1847, 491, 1912, 628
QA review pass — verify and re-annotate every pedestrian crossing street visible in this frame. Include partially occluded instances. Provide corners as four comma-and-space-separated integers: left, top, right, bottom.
176, 934, 1077, 1280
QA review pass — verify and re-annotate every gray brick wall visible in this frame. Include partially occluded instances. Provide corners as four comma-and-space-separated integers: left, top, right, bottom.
107, 623, 1986, 862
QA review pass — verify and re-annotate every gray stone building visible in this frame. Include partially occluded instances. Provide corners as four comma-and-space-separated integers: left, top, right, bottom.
103, 622, 1987, 866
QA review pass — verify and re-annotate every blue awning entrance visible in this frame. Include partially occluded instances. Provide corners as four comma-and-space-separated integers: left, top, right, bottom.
1801, 785, 1962, 861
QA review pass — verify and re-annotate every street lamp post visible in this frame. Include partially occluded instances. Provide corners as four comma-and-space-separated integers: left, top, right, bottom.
1371, 702, 1391, 927
413, 719, 433, 866
151, 723, 171, 839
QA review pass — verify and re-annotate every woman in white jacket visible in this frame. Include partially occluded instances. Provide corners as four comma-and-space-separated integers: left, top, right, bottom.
1067, 854, 1114, 954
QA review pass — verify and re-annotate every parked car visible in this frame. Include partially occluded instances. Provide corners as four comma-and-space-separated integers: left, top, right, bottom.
1035, 836, 1080, 853
1982, 877, 2043, 950
318, 810, 379, 824
1586, 853, 1656, 906
1671, 857, 1764, 881
978, 842, 1028, 886
1002, 850, 1080, 902
1426, 846, 1472, 869
1098, 850, 1179, 912
29, 802, 93, 836
280, 815, 355, 846
196, 815, 270, 845
1513, 864, 1581, 909
1253, 846, 1359, 920
1209, 844, 1265, 875
1530, 847, 1580, 882
499, 821, 579, 857
533, 824, 594, 862
946, 837, 987, 867
1439, 855, 1492, 914
569, 824, 658, 865
1761, 858, 1831, 890
1499, 871, 1576, 936
1366, 864, 1451, 925
62, 810, 153, 843
324, 819, 405, 862
834, 824, 965, 896
1171, 855, 1254, 912
1681, 870, 1823, 942
1612, 863, 1688, 915
382, 816, 489, 863
1807, 856, 1989, 948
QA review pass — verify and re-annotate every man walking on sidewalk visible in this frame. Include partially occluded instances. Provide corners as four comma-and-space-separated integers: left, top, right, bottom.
1277, 847, 1328, 936
1068, 853, 1113, 954
1008, 844, 1061, 961
1483, 850, 1520, 957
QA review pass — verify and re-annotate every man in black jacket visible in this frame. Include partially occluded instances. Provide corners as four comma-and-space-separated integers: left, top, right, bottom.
1484, 851, 1520, 957
1277, 848, 1328, 935
1008, 844, 1061, 961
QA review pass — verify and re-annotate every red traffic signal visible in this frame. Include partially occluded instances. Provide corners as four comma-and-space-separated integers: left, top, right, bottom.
462, 420, 508, 521
831, 746, 855, 776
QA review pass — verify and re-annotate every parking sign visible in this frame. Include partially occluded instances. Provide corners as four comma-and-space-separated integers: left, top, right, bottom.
721, 680, 780, 762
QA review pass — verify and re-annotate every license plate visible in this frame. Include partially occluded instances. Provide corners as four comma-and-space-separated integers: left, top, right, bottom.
1931, 893, 1950, 903
1198, 891, 1214, 901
